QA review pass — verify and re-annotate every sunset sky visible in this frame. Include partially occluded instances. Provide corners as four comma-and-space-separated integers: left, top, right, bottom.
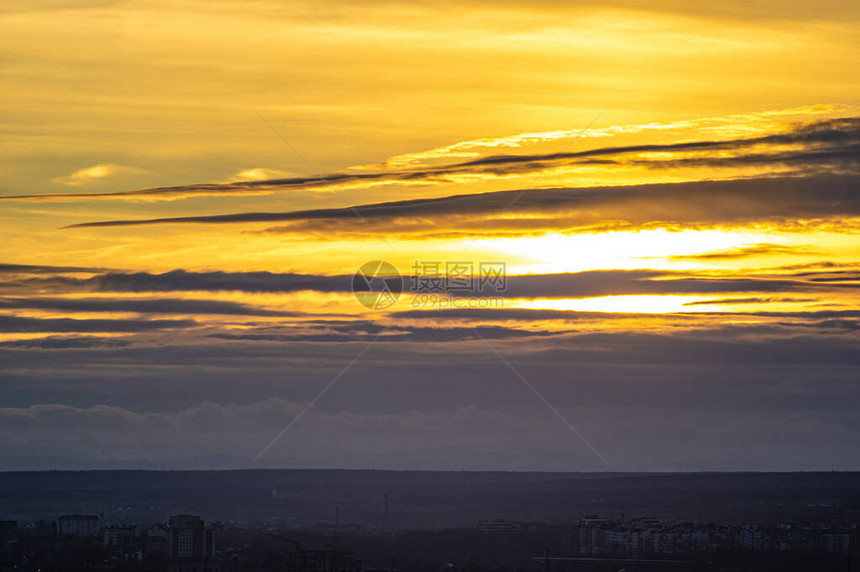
2, 0, 860, 471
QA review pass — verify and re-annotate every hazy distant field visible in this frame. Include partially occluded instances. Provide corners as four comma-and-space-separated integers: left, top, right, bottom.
1, 470, 857, 528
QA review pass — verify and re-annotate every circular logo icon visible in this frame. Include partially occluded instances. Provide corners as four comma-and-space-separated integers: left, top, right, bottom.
352, 260, 403, 310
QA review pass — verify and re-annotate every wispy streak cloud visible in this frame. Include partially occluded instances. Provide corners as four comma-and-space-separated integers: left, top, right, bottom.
3, 116, 859, 206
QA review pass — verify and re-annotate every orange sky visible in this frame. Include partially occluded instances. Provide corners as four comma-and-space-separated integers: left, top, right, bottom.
1, 0, 859, 471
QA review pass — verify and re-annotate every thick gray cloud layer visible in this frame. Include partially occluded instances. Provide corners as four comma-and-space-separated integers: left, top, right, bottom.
2, 261, 858, 470
1, 326, 858, 471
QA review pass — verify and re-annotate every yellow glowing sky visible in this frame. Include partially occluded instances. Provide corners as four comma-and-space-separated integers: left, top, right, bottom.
2, 0, 860, 332
3, 1, 859, 190
5, 1, 860, 473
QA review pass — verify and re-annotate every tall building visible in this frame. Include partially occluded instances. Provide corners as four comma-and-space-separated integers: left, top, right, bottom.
578, 516, 610, 556
56, 514, 100, 537
167, 515, 219, 572
103, 524, 142, 562
104, 524, 138, 548
169, 515, 204, 560
144, 524, 169, 555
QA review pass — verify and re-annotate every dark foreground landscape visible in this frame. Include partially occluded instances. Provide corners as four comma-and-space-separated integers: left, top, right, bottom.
0, 470, 858, 571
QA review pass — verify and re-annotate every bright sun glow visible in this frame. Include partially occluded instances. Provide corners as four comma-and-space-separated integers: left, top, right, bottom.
514, 295, 711, 314
475, 228, 798, 274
